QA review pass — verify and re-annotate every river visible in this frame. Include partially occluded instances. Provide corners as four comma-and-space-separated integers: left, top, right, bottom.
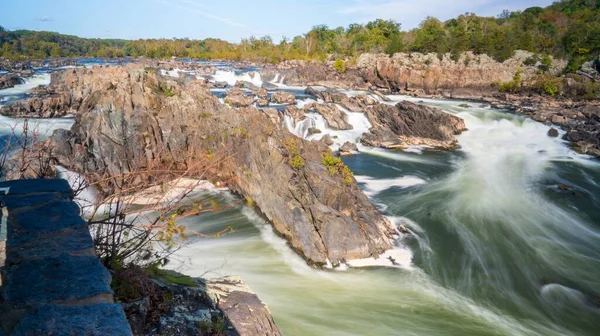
1, 65, 599, 336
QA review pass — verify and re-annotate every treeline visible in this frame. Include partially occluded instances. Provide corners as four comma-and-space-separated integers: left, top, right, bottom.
1, 0, 600, 71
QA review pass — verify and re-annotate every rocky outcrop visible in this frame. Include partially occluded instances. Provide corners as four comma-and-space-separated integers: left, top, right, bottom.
339, 142, 359, 155
305, 103, 352, 130
270, 91, 296, 105
0, 74, 24, 89
362, 101, 466, 149
483, 93, 600, 156
284, 106, 305, 124
260, 60, 368, 89
0, 58, 79, 72
226, 88, 254, 107
46, 65, 396, 267
305, 87, 377, 112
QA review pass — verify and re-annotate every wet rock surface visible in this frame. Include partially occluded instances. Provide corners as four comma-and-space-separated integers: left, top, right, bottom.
305, 103, 352, 130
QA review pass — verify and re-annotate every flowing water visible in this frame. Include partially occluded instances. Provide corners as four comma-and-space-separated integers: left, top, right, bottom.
170, 74, 600, 335
1, 65, 599, 335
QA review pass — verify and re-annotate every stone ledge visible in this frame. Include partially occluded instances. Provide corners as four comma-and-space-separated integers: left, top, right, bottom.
3, 255, 113, 306
10, 303, 131, 336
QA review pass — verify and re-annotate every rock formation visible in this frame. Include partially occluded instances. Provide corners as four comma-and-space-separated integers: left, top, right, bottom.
304, 103, 352, 130
0, 74, 24, 89
362, 101, 466, 149
270, 91, 296, 105
44, 65, 396, 267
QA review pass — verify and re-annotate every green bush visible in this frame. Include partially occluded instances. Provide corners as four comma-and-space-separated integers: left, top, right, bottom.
284, 138, 305, 169
334, 58, 347, 73
498, 68, 523, 93
322, 153, 353, 185
583, 80, 600, 100
524, 54, 540, 66
531, 74, 562, 96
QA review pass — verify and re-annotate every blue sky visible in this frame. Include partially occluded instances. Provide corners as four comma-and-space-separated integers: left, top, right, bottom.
1, 0, 555, 42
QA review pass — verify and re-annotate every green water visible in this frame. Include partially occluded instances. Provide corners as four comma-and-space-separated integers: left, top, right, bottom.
171, 100, 600, 336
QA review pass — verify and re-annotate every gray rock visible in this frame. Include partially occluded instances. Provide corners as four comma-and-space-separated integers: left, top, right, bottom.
547, 128, 560, 137
339, 142, 359, 155
213, 81, 229, 88
0, 74, 24, 89
320, 134, 334, 146
271, 91, 296, 105
362, 101, 466, 149
305, 103, 352, 130
307, 127, 321, 135
48, 65, 396, 267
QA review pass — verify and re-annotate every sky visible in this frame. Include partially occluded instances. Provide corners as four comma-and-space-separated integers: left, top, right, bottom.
1, 0, 556, 42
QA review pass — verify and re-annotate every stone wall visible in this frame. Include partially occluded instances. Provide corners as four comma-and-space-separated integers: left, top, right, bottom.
0, 179, 133, 335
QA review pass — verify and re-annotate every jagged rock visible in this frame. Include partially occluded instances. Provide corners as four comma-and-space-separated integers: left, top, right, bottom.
339, 142, 359, 156
271, 91, 296, 105
371, 90, 391, 102
235, 80, 260, 91
547, 128, 560, 137
284, 106, 305, 124
256, 88, 268, 100
0, 94, 73, 118
213, 81, 228, 88
256, 98, 269, 107
362, 101, 466, 149
0, 74, 24, 89
206, 276, 281, 336
320, 134, 334, 146
262, 108, 282, 125
48, 65, 396, 267
307, 127, 321, 136
226, 88, 254, 107
305, 103, 352, 130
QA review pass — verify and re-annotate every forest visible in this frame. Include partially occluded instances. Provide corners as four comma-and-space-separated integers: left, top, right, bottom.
1, 0, 600, 72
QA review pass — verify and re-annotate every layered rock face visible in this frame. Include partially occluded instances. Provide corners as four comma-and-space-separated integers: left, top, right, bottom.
362, 101, 467, 149
46, 65, 396, 267
261, 51, 566, 95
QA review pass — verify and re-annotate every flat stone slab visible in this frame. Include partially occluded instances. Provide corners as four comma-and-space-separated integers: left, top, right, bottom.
4, 255, 112, 306
11, 303, 132, 336
5, 226, 94, 265
7, 199, 86, 245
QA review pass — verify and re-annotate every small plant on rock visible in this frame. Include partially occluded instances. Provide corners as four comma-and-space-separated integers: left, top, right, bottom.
322, 152, 353, 185
284, 138, 305, 169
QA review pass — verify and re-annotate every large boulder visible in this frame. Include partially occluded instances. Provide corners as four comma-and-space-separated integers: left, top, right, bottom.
271, 91, 296, 105
305, 103, 352, 130
0, 74, 24, 89
48, 65, 397, 267
362, 101, 466, 149
225, 88, 254, 107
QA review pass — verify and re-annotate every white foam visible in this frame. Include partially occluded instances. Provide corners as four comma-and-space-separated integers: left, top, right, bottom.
345, 248, 413, 269
355, 175, 426, 196
211, 70, 262, 87
0, 73, 51, 96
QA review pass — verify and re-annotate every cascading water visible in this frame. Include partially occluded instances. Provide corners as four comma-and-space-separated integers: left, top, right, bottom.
0, 62, 597, 335
171, 90, 600, 335
211, 69, 263, 87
